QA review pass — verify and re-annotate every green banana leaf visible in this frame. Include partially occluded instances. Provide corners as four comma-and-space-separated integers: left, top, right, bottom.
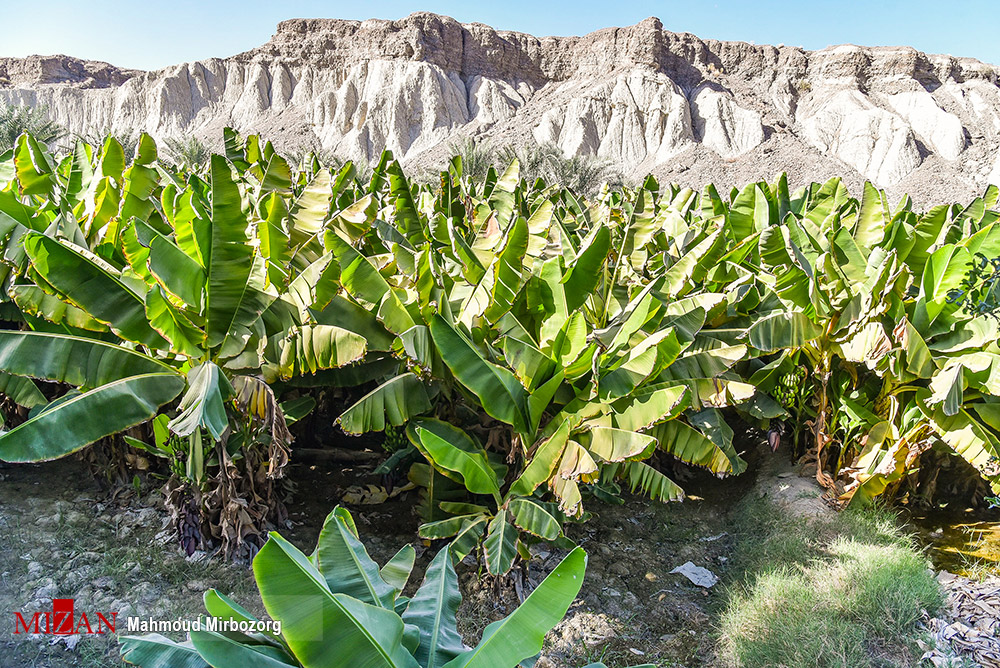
429, 314, 528, 433
407, 419, 502, 503
651, 414, 745, 476
450, 517, 489, 563
509, 420, 571, 497
0, 371, 46, 408
148, 234, 206, 307
189, 630, 296, 667
288, 168, 332, 249
253, 531, 419, 668
584, 427, 656, 463
419, 514, 486, 540
276, 324, 367, 379
920, 399, 1000, 491
0, 330, 175, 388
508, 498, 561, 540
441, 547, 587, 668
484, 217, 528, 323
22, 233, 168, 349
119, 634, 209, 668
563, 226, 610, 312
337, 373, 432, 434
748, 311, 824, 352
202, 589, 278, 642
401, 546, 466, 668
0, 373, 185, 462
380, 545, 416, 594
918, 245, 973, 325
313, 507, 397, 609
145, 286, 205, 357
9, 284, 109, 332
614, 461, 685, 502
482, 512, 518, 575
611, 385, 690, 431
926, 363, 965, 417
205, 155, 256, 348
326, 232, 415, 335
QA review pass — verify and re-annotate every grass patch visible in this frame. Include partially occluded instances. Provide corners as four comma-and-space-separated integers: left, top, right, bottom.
720, 499, 943, 668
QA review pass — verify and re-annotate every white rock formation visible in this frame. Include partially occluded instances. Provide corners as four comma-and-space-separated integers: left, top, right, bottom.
690, 84, 765, 160
533, 70, 694, 166
885, 91, 965, 160
798, 90, 922, 185
3, 13, 1000, 199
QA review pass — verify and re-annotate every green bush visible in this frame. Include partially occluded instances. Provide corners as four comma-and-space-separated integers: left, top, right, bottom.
721, 569, 871, 668
831, 538, 942, 637
0, 103, 64, 151
164, 135, 210, 165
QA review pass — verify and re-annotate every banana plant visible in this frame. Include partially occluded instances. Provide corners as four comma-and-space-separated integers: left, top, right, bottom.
840, 241, 1000, 504
0, 154, 267, 460
0, 140, 370, 557
328, 164, 771, 572
4, 128, 1000, 536
120, 506, 642, 668
736, 177, 1000, 502
742, 181, 909, 490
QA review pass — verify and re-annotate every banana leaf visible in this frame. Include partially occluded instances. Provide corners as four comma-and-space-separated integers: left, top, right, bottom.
119, 634, 209, 668
401, 546, 465, 668
253, 532, 419, 668
0, 330, 173, 388
337, 373, 432, 434
0, 373, 185, 462
441, 547, 586, 668
314, 507, 397, 609
23, 233, 168, 349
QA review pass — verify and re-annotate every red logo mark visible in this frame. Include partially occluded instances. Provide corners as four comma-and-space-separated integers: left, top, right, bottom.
14, 599, 117, 635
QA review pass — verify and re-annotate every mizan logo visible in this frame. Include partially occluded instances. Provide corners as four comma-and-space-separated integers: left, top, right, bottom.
14, 598, 117, 635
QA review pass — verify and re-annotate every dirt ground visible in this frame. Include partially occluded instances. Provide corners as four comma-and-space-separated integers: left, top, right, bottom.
0, 437, 783, 668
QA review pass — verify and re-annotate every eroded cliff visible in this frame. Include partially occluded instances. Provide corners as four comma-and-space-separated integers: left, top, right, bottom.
3, 13, 999, 202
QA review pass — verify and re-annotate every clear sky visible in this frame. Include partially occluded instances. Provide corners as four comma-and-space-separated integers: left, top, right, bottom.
2, 0, 996, 71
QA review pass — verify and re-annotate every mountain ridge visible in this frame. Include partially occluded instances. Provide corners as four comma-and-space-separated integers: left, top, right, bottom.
3, 12, 1000, 203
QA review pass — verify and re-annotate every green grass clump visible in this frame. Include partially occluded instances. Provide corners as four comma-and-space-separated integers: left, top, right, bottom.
720, 499, 943, 668
721, 568, 870, 668
831, 538, 942, 637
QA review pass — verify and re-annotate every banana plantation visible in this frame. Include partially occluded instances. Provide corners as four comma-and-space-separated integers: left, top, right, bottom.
0, 129, 998, 667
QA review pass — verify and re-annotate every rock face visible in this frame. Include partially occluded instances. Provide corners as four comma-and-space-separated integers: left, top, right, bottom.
3, 13, 1000, 202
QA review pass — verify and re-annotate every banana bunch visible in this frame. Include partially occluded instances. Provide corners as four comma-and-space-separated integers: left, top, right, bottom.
382, 425, 408, 453
773, 365, 807, 410
873, 379, 894, 419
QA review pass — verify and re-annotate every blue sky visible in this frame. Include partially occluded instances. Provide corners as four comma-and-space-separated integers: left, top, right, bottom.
3, 0, 995, 70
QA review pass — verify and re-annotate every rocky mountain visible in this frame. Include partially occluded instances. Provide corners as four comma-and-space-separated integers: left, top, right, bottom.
3, 13, 1000, 203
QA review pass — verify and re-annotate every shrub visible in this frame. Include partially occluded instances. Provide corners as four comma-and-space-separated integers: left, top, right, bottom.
830, 538, 943, 637
498, 142, 622, 194
164, 135, 210, 165
449, 136, 495, 181
0, 103, 64, 151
